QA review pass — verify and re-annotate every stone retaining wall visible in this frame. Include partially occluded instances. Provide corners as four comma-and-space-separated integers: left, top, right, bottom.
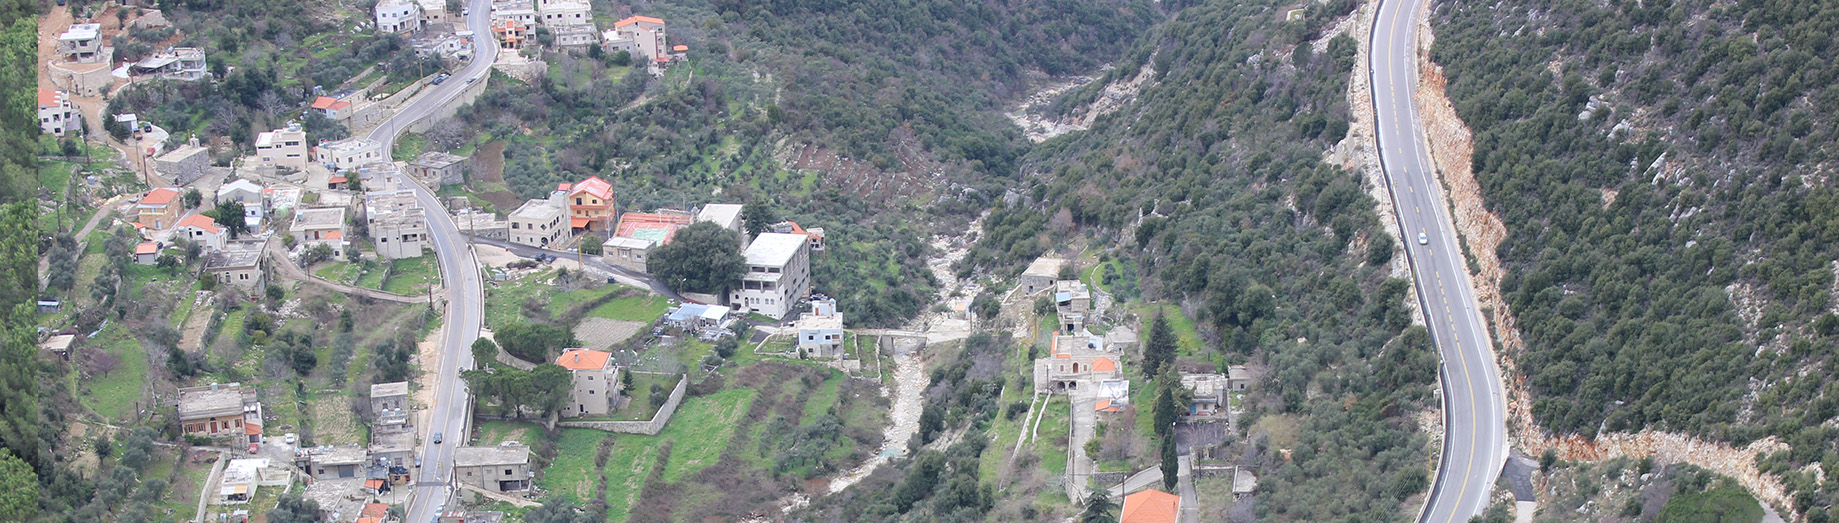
556, 374, 687, 435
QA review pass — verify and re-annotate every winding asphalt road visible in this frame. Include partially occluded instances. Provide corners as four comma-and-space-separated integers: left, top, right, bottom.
359, 3, 498, 521
1367, 0, 1509, 521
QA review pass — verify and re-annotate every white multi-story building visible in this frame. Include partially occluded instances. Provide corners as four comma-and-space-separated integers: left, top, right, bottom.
555, 348, 621, 417
365, 190, 430, 259
131, 47, 209, 81
795, 298, 844, 359
313, 137, 384, 172
536, 0, 590, 26
56, 24, 107, 63
38, 89, 78, 136
603, 16, 665, 61
729, 232, 811, 320
254, 122, 308, 171
376, 0, 424, 33
507, 193, 570, 248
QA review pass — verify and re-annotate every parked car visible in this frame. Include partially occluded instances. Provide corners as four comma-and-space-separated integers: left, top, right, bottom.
283, 433, 297, 445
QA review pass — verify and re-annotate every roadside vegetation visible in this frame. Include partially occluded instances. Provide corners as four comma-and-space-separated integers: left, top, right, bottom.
1434, 0, 1839, 515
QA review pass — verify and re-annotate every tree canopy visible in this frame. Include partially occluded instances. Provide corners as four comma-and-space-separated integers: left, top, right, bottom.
648, 222, 745, 295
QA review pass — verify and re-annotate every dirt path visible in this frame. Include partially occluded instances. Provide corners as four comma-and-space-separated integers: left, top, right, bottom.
262, 238, 434, 303
177, 291, 217, 352
40, 194, 129, 289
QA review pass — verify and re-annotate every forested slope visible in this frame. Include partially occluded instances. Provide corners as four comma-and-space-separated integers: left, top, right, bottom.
453, 0, 1163, 327
1431, 0, 1839, 517
945, 0, 1436, 520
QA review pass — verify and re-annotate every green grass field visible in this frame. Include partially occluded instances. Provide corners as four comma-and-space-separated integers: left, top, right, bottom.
586, 294, 670, 322
658, 388, 757, 482
537, 429, 610, 502
1033, 397, 1071, 476
382, 254, 441, 295
315, 261, 361, 284
475, 421, 544, 445
353, 262, 388, 290
1134, 303, 1203, 356
80, 323, 150, 422
608, 373, 676, 421
484, 269, 556, 328
601, 437, 661, 522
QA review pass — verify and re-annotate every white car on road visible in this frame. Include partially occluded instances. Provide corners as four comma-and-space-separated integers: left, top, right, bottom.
1418, 232, 1429, 245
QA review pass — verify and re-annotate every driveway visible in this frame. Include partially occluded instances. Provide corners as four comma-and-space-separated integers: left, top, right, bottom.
474, 237, 683, 301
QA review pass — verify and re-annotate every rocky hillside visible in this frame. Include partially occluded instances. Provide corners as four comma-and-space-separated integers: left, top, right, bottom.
1431, 0, 1839, 518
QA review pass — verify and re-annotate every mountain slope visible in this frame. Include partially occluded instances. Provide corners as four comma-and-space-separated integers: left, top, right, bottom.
1431, 0, 1839, 517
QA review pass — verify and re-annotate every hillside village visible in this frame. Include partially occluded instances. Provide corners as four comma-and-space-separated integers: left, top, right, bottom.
22, 0, 1377, 518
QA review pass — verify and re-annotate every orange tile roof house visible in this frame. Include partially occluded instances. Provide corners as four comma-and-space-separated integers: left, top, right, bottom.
564, 176, 617, 231
138, 187, 184, 229
175, 213, 227, 252
604, 16, 668, 69
1032, 333, 1122, 392
1120, 489, 1181, 523
556, 348, 621, 417
134, 242, 160, 265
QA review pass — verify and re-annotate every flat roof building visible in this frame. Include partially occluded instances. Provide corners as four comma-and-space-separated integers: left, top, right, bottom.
454, 442, 531, 492
729, 233, 812, 320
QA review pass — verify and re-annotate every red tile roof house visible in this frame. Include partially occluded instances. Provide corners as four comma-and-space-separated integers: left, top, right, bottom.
175, 214, 227, 252
562, 176, 617, 232
137, 187, 184, 229
134, 242, 160, 265
556, 348, 621, 417
1120, 489, 1181, 523
310, 95, 353, 120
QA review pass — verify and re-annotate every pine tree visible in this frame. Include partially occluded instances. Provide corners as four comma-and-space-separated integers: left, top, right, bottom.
1154, 380, 1181, 438
1143, 311, 1177, 380
1160, 432, 1179, 490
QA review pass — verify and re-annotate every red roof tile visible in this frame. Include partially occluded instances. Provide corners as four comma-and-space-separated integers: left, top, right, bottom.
613, 15, 664, 27
1121, 489, 1181, 523
141, 187, 181, 206
555, 348, 612, 370
135, 242, 159, 255
176, 214, 223, 234
569, 176, 614, 201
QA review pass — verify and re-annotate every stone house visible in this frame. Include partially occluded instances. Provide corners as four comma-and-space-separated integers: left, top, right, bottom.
203, 241, 267, 292
454, 442, 532, 492
1031, 333, 1120, 392
370, 381, 411, 427
306, 445, 368, 480
409, 151, 467, 186
177, 382, 261, 440
1053, 279, 1092, 333
1019, 256, 1065, 295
